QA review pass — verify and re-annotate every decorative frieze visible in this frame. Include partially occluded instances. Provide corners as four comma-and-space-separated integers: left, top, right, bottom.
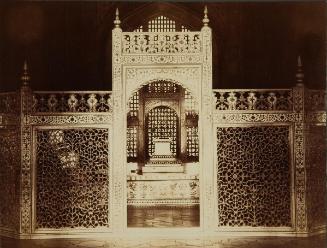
122, 32, 201, 54
32, 92, 112, 113
28, 114, 112, 125
214, 112, 299, 124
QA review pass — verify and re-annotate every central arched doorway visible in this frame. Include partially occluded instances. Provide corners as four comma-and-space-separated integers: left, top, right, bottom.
126, 81, 200, 227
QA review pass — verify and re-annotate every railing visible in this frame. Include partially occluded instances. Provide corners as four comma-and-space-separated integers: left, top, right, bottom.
305, 89, 326, 111
122, 32, 202, 54
0, 92, 19, 114
213, 89, 293, 111
32, 91, 112, 113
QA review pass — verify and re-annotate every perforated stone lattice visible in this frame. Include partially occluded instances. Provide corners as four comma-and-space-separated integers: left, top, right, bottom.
216, 126, 291, 227
36, 128, 110, 229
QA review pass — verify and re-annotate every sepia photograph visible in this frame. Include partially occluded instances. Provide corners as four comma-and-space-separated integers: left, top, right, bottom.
0, 1, 326, 247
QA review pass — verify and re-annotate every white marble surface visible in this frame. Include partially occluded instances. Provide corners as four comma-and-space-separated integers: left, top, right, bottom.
0, 235, 326, 248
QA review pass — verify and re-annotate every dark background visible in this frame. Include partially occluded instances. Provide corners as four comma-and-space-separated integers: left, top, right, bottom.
0, 1, 325, 91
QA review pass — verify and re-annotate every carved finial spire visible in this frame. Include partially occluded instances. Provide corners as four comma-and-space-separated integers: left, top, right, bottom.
21, 60, 30, 87
203, 5, 209, 26
295, 55, 304, 86
114, 8, 121, 28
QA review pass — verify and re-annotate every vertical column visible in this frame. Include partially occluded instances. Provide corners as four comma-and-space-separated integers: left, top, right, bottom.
111, 9, 126, 232
19, 61, 33, 235
200, 6, 216, 230
293, 56, 308, 233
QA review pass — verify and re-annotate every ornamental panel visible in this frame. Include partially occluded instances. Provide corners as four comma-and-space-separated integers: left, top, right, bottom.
35, 128, 110, 229
122, 32, 201, 54
214, 90, 293, 111
0, 128, 20, 232
306, 125, 326, 230
305, 90, 326, 112
32, 92, 112, 113
125, 67, 201, 101
216, 126, 291, 227
0, 92, 19, 114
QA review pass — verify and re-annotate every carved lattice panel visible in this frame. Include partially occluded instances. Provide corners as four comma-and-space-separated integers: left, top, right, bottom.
0, 128, 20, 231
127, 127, 137, 158
185, 90, 197, 114
146, 106, 178, 157
148, 16, 176, 32
36, 128, 110, 229
216, 126, 291, 227
306, 125, 326, 229
187, 126, 199, 158
128, 91, 139, 117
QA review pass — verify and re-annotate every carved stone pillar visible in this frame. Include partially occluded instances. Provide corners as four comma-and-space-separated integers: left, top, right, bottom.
200, 21, 215, 229
293, 83, 307, 233
19, 62, 33, 236
112, 15, 126, 232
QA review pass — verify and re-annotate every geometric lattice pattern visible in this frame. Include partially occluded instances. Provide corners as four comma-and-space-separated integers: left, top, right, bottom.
127, 127, 138, 158
186, 126, 199, 158
146, 106, 178, 157
216, 126, 291, 227
148, 16, 176, 32
36, 128, 109, 229
134, 15, 189, 32
0, 92, 19, 114
306, 125, 326, 229
128, 91, 139, 117
0, 128, 20, 232
185, 90, 197, 115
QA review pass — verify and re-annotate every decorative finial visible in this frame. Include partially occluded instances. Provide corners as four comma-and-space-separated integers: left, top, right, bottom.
114, 8, 121, 28
203, 5, 209, 26
295, 55, 304, 86
21, 60, 30, 87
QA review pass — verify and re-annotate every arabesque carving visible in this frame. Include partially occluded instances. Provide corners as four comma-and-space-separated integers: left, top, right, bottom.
122, 32, 201, 54
36, 128, 110, 229
32, 92, 112, 113
216, 126, 291, 227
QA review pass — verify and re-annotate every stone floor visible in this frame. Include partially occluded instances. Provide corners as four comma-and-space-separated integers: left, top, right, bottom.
127, 205, 200, 227
0, 235, 326, 248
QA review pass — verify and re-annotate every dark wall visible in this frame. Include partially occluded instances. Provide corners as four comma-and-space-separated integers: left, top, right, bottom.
0, 1, 325, 92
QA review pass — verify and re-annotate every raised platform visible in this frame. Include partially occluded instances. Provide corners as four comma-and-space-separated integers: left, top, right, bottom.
143, 155, 183, 173
142, 165, 184, 173
127, 173, 198, 181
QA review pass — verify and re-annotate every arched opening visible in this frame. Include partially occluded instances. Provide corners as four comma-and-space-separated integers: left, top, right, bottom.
126, 80, 200, 228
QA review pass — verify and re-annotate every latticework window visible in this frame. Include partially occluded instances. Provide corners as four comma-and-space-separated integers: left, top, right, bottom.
128, 91, 139, 117
181, 25, 189, 32
185, 90, 197, 114
146, 106, 178, 157
146, 81, 178, 94
127, 127, 137, 158
187, 127, 199, 158
148, 16, 176, 32
134, 26, 143, 32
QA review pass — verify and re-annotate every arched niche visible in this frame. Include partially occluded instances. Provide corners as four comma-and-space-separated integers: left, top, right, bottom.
126, 81, 199, 164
